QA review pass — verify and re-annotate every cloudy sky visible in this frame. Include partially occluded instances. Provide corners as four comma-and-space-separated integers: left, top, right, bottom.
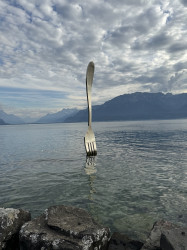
0, 0, 187, 118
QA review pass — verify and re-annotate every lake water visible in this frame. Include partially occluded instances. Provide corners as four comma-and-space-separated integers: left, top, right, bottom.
0, 120, 187, 241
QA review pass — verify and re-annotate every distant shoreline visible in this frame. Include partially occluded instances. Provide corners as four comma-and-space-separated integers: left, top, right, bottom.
1, 117, 187, 126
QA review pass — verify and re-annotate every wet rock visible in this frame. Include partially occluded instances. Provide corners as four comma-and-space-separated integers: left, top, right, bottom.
19, 214, 81, 250
160, 227, 187, 250
141, 220, 186, 250
19, 205, 110, 250
0, 207, 31, 250
108, 232, 143, 250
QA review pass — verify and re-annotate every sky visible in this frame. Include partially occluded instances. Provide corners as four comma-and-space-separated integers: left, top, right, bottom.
0, 0, 187, 119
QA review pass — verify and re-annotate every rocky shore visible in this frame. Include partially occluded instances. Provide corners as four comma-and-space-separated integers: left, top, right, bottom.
0, 205, 186, 250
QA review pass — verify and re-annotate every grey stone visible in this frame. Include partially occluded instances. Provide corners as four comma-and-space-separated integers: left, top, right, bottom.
20, 214, 81, 250
160, 227, 187, 250
0, 207, 31, 250
20, 205, 110, 250
108, 232, 143, 250
141, 220, 186, 250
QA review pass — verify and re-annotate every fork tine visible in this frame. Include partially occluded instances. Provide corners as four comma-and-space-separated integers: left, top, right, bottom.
88, 143, 92, 155
86, 142, 92, 156
90, 142, 94, 154
93, 142, 97, 155
87, 143, 91, 155
90, 142, 96, 156
85, 142, 89, 154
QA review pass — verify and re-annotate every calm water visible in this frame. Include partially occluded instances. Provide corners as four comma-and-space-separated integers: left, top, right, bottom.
0, 120, 187, 240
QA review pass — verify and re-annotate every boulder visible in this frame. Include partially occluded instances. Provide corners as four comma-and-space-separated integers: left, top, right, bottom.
0, 207, 31, 250
19, 205, 110, 250
160, 227, 187, 250
141, 220, 186, 250
108, 232, 143, 250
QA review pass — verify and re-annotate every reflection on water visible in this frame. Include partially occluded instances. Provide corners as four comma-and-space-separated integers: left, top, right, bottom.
0, 120, 187, 241
85, 157, 97, 175
85, 157, 97, 201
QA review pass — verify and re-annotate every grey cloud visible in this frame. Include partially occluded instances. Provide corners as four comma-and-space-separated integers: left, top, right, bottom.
112, 59, 139, 74
132, 32, 173, 51
135, 67, 170, 93
135, 75, 167, 85
53, 3, 82, 20
107, 0, 150, 7
168, 42, 187, 53
180, 0, 187, 6
147, 33, 172, 49
134, 7, 162, 33
135, 65, 187, 93
174, 62, 187, 71
106, 5, 165, 49
167, 71, 187, 92
107, 26, 135, 48
0, 103, 4, 110
88, 2, 116, 24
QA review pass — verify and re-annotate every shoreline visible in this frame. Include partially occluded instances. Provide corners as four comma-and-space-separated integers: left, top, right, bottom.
1, 205, 186, 250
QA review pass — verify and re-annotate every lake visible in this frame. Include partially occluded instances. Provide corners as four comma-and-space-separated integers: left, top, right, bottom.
0, 119, 187, 241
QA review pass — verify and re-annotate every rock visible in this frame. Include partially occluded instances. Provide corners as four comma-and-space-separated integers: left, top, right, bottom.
20, 214, 81, 250
160, 227, 187, 250
108, 232, 144, 250
0, 207, 31, 250
141, 220, 186, 250
19, 205, 110, 250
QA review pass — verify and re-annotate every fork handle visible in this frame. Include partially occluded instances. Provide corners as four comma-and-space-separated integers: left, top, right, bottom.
86, 62, 94, 127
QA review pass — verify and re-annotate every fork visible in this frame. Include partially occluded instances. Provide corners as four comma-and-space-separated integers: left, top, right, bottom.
84, 61, 97, 156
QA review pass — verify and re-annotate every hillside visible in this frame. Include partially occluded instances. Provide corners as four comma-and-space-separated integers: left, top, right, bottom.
65, 92, 187, 122
36, 108, 78, 123
0, 118, 7, 125
0, 110, 24, 124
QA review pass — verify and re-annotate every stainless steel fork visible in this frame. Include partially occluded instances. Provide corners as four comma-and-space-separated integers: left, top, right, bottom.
84, 61, 97, 156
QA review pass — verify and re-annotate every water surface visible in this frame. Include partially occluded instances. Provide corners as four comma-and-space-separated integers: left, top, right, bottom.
0, 120, 187, 240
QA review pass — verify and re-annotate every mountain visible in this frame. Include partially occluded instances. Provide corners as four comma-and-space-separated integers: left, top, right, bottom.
65, 92, 187, 122
0, 118, 7, 125
36, 108, 78, 124
0, 110, 24, 124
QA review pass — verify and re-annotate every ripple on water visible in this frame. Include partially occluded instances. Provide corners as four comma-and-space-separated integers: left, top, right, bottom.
0, 121, 187, 241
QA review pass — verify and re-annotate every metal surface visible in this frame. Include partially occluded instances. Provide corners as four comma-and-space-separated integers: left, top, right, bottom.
84, 61, 97, 156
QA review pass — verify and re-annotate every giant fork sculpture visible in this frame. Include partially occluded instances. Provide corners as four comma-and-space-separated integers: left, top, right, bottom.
84, 62, 97, 156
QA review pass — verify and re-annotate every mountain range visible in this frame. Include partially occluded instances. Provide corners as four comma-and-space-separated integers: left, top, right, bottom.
0, 118, 7, 125
0, 110, 24, 125
36, 108, 78, 123
1, 92, 187, 125
65, 92, 187, 122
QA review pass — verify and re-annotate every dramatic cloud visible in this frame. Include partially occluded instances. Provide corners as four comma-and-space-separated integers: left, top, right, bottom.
0, 0, 186, 117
